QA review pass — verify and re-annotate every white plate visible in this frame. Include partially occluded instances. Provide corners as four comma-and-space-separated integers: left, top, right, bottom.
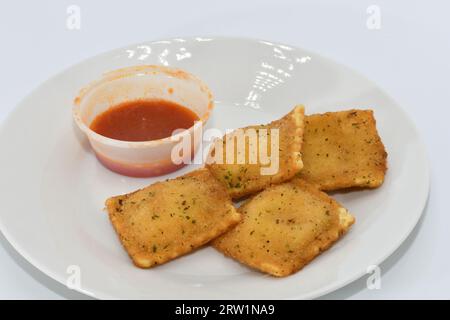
0, 37, 429, 299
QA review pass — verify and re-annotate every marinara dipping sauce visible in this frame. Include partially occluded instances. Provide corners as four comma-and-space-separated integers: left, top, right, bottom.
73, 65, 214, 178
90, 99, 199, 142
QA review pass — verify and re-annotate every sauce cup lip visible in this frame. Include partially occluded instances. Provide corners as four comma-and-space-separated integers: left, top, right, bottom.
72, 65, 214, 149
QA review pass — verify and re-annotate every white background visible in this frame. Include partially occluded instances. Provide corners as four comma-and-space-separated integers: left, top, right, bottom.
0, 0, 449, 299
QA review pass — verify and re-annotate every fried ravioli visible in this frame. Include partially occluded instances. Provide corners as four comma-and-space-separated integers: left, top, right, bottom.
106, 169, 241, 268
213, 179, 355, 277
298, 109, 387, 190
206, 105, 305, 199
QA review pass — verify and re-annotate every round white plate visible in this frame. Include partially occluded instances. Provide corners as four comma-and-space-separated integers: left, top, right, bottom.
0, 37, 429, 299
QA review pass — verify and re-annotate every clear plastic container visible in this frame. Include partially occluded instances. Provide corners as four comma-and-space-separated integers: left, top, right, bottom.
73, 65, 213, 177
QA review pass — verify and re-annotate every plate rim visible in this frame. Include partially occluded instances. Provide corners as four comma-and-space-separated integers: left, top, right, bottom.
0, 36, 431, 300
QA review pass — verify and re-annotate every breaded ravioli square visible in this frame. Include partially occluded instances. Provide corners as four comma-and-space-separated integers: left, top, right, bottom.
213, 179, 355, 277
106, 169, 241, 268
298, 109, 387, 190
206, 105, 305, 199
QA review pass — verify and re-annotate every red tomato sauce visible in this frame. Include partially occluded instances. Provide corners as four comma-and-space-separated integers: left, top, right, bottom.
90, 99, 199, 142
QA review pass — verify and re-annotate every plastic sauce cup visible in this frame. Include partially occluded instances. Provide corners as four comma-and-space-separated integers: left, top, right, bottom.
73, 65, 214, 177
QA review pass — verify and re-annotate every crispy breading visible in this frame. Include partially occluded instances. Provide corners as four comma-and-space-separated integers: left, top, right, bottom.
106, 169, 241, 268
298, 109, 387, 190
206, 105, 305, 199
213, 179, 355, 277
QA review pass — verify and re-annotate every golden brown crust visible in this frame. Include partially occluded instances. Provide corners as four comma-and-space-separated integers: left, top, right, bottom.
298, 109, 387, 191
212, 179, 355, 277
206, 105, 305, 199
106, 169, 241, 268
